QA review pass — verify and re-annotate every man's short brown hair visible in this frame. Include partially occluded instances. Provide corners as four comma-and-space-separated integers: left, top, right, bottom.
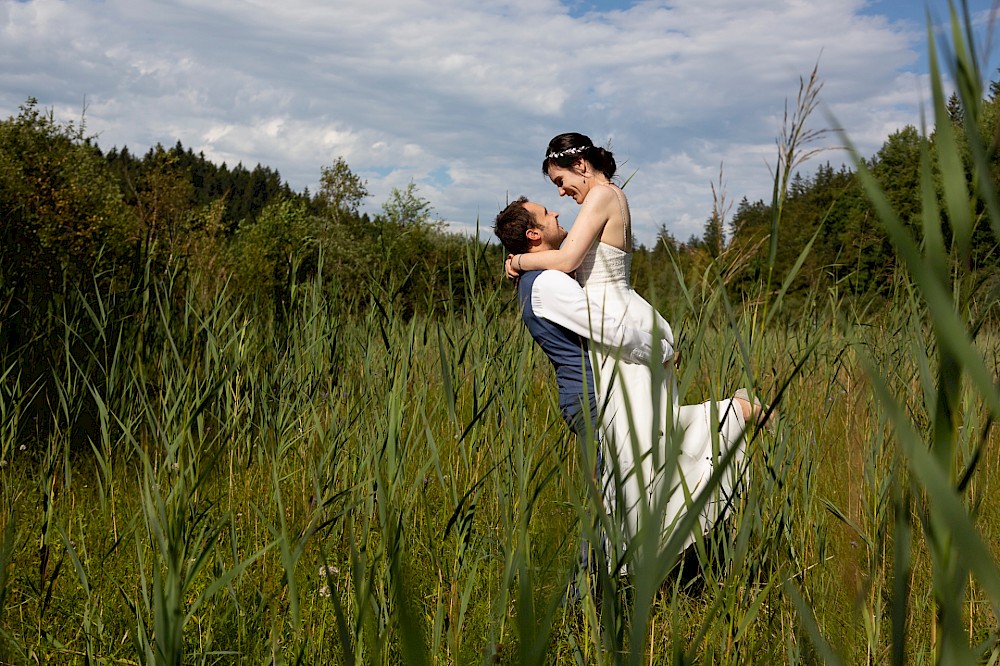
493, 196, 537, 255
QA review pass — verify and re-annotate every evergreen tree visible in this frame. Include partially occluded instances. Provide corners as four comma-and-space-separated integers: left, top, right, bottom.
947, 91, 965, 125
701, 212, 724, 258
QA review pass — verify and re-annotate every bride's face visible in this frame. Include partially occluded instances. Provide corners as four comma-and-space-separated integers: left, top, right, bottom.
546, 161, 590, 205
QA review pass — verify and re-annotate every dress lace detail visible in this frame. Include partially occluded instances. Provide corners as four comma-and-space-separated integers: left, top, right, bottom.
577, 242, 630, 289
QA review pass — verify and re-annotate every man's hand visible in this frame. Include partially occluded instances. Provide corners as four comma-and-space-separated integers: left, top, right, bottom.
664, 351, 681, 369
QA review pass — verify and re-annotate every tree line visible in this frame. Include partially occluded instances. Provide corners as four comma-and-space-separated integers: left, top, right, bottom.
631, 84, 1000, 312
0, 98, 500, 325
0, 98, 503, 449
4, 82, 1000, 339
3, 83, 999, 452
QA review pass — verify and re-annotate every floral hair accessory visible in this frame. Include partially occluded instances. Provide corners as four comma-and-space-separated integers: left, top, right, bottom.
545, 146, 588, 160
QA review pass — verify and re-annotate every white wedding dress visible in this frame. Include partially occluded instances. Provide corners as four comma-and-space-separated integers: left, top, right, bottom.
576, 198, 747, 570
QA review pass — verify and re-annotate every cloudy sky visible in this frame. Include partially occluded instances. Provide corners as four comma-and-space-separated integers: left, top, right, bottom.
3, 0, 999, 244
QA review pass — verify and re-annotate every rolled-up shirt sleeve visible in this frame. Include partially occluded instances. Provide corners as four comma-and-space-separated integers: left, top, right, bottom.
531, 270, 672, 365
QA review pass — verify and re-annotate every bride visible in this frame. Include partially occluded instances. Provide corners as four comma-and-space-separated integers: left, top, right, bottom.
506, 132, 767, 572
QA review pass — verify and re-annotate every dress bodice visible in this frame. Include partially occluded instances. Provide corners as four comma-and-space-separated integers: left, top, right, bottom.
576, 241, 631, 291
576, 183, 632, 292
577, 238, 672, 348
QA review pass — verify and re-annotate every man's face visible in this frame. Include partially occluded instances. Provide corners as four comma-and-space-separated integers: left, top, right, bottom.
523, 201, 567, 251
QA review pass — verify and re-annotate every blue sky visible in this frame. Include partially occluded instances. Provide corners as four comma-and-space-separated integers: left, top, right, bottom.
2, 0, 998, 243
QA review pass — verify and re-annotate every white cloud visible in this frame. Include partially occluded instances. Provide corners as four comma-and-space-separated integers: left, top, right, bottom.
2, 0, 997, 244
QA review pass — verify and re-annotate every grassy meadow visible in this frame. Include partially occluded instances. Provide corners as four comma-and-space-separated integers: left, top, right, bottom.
0, 231, 997, 665
2, 4, 1000, 664
0, 242, 989, 665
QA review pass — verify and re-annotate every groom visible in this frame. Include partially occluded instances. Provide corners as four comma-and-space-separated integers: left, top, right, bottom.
493, 196, 675, 437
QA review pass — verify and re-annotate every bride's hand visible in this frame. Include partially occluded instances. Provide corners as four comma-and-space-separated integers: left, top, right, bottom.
504, 254, 521, 280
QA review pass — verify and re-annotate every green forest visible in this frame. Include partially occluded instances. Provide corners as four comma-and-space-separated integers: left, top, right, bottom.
636, 84, 1000, 313
2, 97, 492, 324
1, 14, 1000, 664
4, 76, 1000, 340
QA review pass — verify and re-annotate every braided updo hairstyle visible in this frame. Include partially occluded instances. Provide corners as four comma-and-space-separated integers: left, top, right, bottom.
541, 132, 617, 181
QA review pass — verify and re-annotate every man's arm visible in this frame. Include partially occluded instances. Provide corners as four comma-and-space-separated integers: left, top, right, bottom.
530, 270, 673, 364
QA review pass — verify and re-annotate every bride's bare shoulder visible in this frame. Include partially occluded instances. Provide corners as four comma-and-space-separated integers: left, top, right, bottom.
588, 182, 618, 199
582, 183, 620, 209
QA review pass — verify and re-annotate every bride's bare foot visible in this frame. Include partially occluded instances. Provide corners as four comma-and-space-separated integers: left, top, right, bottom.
734, 388, 776, 433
